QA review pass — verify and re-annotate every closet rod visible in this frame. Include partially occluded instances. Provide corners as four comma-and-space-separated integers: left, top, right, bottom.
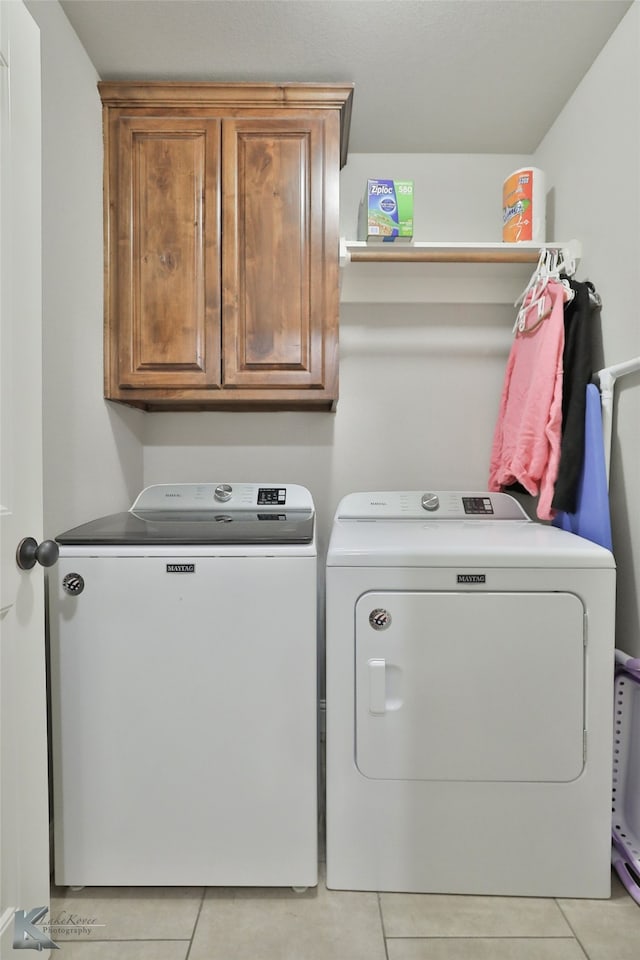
596, 356, 640, 486
339, 239, 581, 266
345, 247, 541, 264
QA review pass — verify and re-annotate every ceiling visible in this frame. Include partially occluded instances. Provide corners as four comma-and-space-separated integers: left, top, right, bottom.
54, 0, 633, 154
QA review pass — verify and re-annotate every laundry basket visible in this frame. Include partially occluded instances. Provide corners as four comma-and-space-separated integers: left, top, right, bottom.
612, 649, 640, 903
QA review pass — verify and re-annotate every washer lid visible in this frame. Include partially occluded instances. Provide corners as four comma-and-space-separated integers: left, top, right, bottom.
56, 483, 315, 546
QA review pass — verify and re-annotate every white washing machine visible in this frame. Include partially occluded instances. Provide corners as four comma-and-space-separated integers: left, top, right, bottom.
49, 482, 317, 888
325, 490, 616, 897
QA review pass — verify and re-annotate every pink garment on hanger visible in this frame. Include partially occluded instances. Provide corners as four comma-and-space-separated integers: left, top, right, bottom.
488, 279, 570, 520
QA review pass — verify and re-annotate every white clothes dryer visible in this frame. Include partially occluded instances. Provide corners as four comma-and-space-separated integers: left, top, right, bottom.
325, 490, 616, 897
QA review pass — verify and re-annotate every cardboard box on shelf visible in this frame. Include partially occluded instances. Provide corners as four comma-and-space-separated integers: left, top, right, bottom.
358, 179, 414, 242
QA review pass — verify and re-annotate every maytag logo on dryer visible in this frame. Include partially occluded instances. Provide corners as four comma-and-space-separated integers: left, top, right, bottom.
166, 563, 195, 574
457, 574, 486, 584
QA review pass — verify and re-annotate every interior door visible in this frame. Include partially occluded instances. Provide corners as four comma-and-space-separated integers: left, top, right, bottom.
0, 1, 50, 953
356, 590, 586, 782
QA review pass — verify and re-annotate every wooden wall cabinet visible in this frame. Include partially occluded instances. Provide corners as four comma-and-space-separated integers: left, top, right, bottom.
100, 82, 353, 410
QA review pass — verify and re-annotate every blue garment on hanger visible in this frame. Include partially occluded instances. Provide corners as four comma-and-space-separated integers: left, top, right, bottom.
552, 383, 612, 551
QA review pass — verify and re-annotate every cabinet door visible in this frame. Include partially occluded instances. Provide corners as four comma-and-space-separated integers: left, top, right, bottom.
108, 116, 221, 392
222, 116, 339, 396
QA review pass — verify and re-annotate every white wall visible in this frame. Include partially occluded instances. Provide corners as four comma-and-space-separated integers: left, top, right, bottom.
26, 0, 144, 538
535, 1, 640, 655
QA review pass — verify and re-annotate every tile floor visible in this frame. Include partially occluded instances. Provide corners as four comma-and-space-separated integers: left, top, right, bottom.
49, 867, 640, 960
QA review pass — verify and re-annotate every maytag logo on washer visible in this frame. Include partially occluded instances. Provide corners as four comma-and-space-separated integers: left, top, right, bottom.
166, 563, 195, 573
457, 574, 486, 584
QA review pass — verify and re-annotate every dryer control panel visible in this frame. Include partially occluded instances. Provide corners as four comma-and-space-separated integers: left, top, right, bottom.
335, 490, 530, 521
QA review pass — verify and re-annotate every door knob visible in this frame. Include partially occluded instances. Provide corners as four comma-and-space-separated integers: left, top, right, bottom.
16, 537, 59, 570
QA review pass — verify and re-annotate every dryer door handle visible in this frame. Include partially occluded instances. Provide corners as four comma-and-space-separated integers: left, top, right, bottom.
368, 659, 386, 714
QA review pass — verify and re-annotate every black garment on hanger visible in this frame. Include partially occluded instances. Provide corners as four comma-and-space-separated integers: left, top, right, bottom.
551, 278, 600, 514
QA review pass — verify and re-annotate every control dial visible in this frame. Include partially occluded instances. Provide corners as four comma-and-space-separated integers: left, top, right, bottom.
421, 493, 440, 512
214, 483, 232, 503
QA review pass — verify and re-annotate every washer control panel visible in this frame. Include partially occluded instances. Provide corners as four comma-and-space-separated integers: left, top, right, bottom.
131, 483, 313, 513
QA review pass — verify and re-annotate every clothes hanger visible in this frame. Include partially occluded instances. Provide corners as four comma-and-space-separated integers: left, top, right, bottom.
513, 246, 575, 333
513, 248, 553, 332
514, 247, 547, 310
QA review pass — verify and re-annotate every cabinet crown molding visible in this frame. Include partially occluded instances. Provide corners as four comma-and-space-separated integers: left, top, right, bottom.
98, 81, 354, 167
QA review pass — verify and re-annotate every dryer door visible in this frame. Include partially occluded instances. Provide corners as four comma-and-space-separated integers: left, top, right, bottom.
355, 591, 585, 782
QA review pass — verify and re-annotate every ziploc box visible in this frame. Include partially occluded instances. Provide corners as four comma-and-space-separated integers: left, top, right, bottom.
358, 179, 414, 241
